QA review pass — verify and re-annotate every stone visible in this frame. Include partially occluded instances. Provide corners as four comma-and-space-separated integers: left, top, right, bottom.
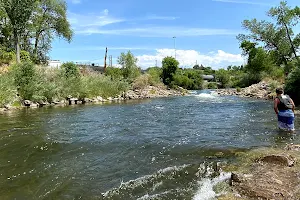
258, 154, 296, 167
285, 144, 300, 151
24, 100, 32, 106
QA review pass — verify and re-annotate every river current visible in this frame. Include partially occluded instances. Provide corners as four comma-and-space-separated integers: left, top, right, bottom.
0, 90, 299, 200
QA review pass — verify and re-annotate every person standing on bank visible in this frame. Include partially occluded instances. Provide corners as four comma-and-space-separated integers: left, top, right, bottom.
274, 88, 295, 132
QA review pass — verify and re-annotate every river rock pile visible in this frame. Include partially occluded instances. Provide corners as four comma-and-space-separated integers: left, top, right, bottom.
214, 81, 278, 100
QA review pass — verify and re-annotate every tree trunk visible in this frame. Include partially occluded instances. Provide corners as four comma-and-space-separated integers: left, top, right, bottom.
14, 30, 20, 63
33, 32, 40, 59
283, 22, 298, 60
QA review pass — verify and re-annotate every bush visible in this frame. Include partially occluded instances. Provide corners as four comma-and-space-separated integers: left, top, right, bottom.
61, 62, 80, 79
215, 69, 230, 88
147, 67, 162, 86
105, 67, 123, 80
161, 56, 179, 85
0, 72, 17, 107
0, 50, 15, 65
12, 62, 41, 101
20, 51, 31, 62
207, 82, 218, 89
132, 74, 151, 90
285, 67, 300, 106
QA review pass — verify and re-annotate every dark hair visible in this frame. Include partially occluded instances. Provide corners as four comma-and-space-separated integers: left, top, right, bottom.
276, 88, 283, 94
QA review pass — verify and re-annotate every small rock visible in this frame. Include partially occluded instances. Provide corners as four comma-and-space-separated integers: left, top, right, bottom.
258, 154, 295, 167
24, 100, 32, 106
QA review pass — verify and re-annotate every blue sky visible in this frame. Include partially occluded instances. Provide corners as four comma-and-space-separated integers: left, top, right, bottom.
50, 0, 299, 69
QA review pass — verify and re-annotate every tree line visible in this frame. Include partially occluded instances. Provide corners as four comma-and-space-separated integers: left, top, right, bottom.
0, 0, 72, 64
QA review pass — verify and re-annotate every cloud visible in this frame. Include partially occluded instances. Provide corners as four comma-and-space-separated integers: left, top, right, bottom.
68, 9, 124, 29
136, 49, 245, 69
71, 0, 81, 4
145, 15, 179, 20
75, 26, 240, 37
212, 0, 272, 6
57, 46, 152, 51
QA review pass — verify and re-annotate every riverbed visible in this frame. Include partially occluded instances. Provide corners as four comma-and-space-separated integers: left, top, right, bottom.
0, 90, 299, 200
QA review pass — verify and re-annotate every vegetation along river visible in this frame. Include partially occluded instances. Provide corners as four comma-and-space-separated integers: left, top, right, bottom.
0, 90, 299, 200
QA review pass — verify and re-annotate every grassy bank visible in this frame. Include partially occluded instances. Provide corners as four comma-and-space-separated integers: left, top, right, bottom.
0, 62, 130, 108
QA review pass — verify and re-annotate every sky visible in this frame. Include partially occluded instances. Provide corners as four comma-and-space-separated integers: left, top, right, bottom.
50, 0, 300, 69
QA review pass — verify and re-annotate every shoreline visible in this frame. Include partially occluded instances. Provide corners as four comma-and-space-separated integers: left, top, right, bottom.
0, 85, 187, 113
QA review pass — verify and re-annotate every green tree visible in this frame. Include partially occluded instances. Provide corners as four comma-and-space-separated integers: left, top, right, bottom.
215, 69, 230, 88
146, 67, 162, 85
161, 56, 179, 85
117, 51, 140, 80
105, 67, 123, 80
31, 0, 72, 63
1, 0, 37, 63
268, 1, 300, 60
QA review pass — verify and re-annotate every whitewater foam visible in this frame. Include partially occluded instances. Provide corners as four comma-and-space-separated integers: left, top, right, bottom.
192, 171, 231, 200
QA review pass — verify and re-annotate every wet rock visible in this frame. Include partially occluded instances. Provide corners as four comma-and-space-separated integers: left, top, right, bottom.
24, 100, 32, 106
230, 151, 300, 200
285, 144, 300, 151
258, 154, 296, 167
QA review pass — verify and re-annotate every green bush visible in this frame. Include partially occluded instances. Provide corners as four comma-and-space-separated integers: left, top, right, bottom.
146, 67, 162, 85
215, 69, 230, 88
0, 72, 17, 107
0, 50, 15, 65
20, 51, 31, 62
132, 74, 151, 90
12, 62, 41, 101
105, 67, 123, 80
61, 62, 80, 79
207, 82, 218, 89
161, 56, 179, 85
285, 67, 300, 106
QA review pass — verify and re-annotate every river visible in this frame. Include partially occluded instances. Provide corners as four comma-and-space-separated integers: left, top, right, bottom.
0, 90, 299, 200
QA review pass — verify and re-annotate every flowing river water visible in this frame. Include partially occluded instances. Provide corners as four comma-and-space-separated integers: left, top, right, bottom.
0, 90, 299, 200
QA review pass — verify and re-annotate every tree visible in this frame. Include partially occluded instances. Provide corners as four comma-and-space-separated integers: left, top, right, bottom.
268, 1, 300, 60
31, 0, 72, 63
215, 69, 230, 88
117, 51, 140, 80
161, 56, 179, 86
1, 0, 36, 63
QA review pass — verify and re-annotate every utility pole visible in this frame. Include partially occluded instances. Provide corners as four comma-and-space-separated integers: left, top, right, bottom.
173, 36, 176, 59
104, 47, 108, 73
109, 55, 112, 67
155, 59, 157, 67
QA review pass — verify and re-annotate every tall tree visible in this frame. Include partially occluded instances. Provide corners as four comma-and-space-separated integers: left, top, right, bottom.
117, 51, 140, 80
0, 0, 36, 63
31, 0, 72, 63
268, 1, 300, 60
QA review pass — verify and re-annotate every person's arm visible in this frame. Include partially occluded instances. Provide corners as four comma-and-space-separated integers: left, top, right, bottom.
290, 98, 295, 113
274, 98, 279, 115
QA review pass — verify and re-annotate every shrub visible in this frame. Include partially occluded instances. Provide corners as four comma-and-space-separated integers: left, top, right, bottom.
12, 62, 40, 101
146, 67, 162, 85
0, 50, 15, 65
61, 62, 80, 79
207, 82, 218, 89
105, 67, 123, 80
132, 74, 151, 90
285, 67, 300, 106
161, 56, 179, 85
0, 72, 17, 107
20, 51, 31, 62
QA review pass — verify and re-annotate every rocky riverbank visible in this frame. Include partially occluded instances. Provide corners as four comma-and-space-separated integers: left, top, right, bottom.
214, 81, 280, 100
218, 144, 300, 200
0, 85, 187, 112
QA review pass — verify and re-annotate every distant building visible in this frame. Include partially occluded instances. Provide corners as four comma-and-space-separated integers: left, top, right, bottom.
48, 60, 62, 68
202, 75, 215, 81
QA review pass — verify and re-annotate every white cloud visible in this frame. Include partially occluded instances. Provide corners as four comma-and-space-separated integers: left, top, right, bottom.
71, 0, 81, 4
145, 15, 179, 20
68, 9, 124, 30
75, 26, 240, 37
212, 0, 271, 6
136, 49, 245, 69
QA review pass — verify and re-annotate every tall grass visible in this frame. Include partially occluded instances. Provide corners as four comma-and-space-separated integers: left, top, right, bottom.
0, 62, 130, 107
